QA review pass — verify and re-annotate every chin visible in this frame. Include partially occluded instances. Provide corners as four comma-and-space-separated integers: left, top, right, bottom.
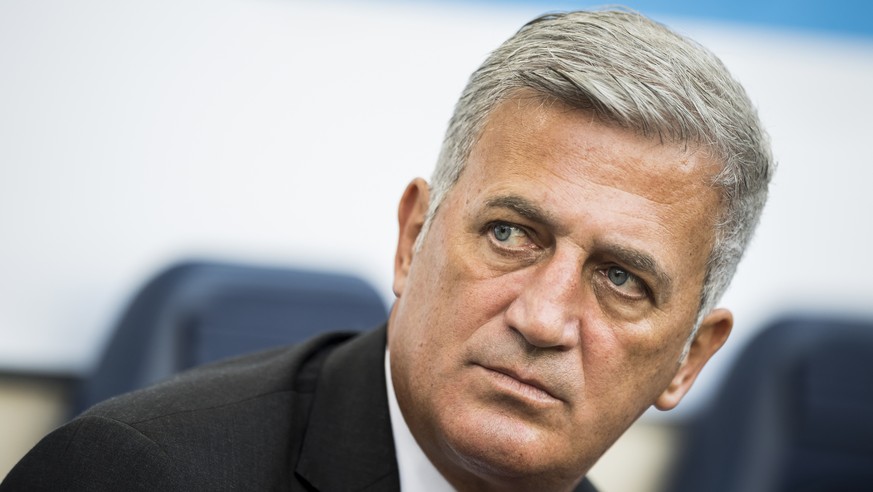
438, 406, 586, 485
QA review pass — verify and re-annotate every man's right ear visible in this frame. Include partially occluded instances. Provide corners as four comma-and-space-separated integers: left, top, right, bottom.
393, 178, 430, 297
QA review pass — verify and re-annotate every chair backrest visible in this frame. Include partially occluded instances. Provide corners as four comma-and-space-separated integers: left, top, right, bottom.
74, 260, 388, 414
666, 315, 873, 492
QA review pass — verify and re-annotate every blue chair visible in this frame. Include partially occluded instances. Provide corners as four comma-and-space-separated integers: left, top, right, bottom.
666, 315, 873, 492
74, 260, 388, 414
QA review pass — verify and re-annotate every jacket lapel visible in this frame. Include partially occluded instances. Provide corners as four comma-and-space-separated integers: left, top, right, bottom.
295, 325, 400, 491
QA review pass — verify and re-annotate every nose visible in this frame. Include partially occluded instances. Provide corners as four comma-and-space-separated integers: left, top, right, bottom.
504, 252, 582, 350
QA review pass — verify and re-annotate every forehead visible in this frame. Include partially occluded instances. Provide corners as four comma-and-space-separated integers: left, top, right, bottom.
448, 94, 721, 282
470, 95, 719, 199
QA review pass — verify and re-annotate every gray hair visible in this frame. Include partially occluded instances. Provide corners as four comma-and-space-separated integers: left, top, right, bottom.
422, 9, 773, 320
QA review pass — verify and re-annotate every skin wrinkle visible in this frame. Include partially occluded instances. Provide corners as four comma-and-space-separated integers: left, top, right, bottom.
484, 194, 674, 305
432, 10, 773, 322
389, 94, 730, 492
507, 98, 705, 333
496, 108, 713, 220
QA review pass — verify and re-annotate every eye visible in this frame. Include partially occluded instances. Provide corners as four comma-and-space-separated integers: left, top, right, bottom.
485, 222, 537, 254
493, 223, 515, 242
600, 266, 649, 300
490, 222, 528, 244
607, 266, 630, 286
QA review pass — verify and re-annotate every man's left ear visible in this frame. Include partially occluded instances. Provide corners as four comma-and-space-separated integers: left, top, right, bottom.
655, 308, 733, 411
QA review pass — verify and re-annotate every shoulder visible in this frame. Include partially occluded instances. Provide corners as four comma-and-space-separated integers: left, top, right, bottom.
2, 330, 364, 491
91, 330, 356, 422
1, 414, 182, 491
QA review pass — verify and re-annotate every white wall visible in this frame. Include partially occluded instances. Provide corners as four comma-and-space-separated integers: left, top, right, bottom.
1, 0, 872, 413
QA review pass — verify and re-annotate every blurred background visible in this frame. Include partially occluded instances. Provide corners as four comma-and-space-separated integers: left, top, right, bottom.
1, 0, 872, 489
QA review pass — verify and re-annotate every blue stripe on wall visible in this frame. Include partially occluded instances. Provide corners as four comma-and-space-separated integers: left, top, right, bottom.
472, 1, 873, 39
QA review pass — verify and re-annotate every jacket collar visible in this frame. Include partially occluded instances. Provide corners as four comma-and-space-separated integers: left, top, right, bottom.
295, 325, 400, 491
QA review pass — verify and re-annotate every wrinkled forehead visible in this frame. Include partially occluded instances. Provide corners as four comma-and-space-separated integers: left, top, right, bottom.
467, 92, 723, 196
448, 92, 722, 276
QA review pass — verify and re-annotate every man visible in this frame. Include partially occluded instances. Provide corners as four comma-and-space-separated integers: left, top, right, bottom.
2, 9, 772, 492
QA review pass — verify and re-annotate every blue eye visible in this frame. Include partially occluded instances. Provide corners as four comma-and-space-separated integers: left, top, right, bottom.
607, 267, 629, 286
493, 224, 513, 241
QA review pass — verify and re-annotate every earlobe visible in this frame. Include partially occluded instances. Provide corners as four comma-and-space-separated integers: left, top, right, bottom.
655, 308, 733, 411
392, 178, 430, 297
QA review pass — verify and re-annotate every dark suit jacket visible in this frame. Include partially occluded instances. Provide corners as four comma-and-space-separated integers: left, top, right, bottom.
2, 326, 597, 491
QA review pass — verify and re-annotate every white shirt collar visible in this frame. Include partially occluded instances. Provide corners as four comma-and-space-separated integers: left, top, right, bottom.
385, 350, 456, 492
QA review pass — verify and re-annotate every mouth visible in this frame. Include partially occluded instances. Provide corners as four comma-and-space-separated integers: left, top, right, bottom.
475, 364, 563, 405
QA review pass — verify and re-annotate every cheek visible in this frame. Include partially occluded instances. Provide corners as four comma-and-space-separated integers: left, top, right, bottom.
441, 237, 523, 320
394, 236, 514, 354
579, 316, 687, 408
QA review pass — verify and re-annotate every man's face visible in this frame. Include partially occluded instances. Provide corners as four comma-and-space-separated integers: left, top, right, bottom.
388, 94, 731, 491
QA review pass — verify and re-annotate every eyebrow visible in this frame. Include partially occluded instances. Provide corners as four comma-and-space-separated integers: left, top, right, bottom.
485, 195, 564, 234
484, 194, 674, 301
